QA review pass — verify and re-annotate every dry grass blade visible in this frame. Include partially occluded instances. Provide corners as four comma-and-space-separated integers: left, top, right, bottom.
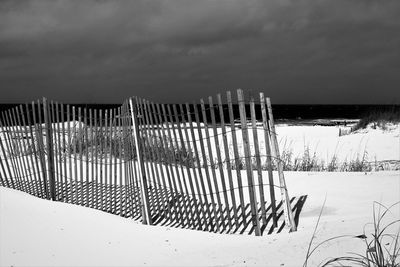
303, 194, 327, 267
314, 201, 400, 267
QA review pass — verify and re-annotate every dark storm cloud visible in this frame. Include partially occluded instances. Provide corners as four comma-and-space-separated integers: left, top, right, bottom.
1, 0, 400, 103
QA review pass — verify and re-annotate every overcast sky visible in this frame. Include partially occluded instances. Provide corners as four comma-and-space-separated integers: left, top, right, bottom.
1, 0, 399, 104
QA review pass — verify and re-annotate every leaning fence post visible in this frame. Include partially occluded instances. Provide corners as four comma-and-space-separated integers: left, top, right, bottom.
43, 98, 56, 201
237, 89, 261, 236
266, 97, 297, 232
129, 97, 152, 225
260, 93, 278, 228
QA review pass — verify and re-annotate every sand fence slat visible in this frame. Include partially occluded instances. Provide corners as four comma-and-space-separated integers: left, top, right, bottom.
226, 91, 247, 228
217, 93, 239, 229
145, 100, 170, 220
67, 105, 73, 203
135, 98, 156, 217
55, 102, 64, 201
179, 103, 207, 230
11, 108, 26, 192
31, 101, 43, 197
61, 103, 67, 202
43, 99, 57, 200
14, 106, 34, 195
200, 99, 224, 232
266, 97, 297, 232
185, 102, 211, 231
169, 103, 197, 228
0, 116, 13, 188
164, 103, 192, 227
82, 108, 89, 207
250, 96, 267, 225
54, 102, 62, 199
13, 107, 30, 192
120, 103, 131, 216
72, 106, 78, 204
103, 109, 109, 210
0, 151, 8, 187
173, 103, 202, 229
113, 108, 119, 213
260, 93, 278, 227
123, 102, 138, 218
116, 107, 122, 215
158, 103, 184, 226
119, 107, 125, 216
124, 106, 134, 218
93, 109, 99, 210
36, 100, 49, 199
152, 101, 179, 222
3, 110, 24, 192
50, 102, 58, 199
0, 109, 15, 189
77, 107, 83, 205
10, 108, 26, 193
138, 98, 162, 217
108, 109, 113, 211
129, 97, 152, 225
192, 102, 219, 232
33, 101, 45, 197
209, 96, 232, 231
49, 101, 59, 199
20, 104, 40, 197
171, 104, 195, 227
0, 113, 14, 189
8, 108, 26, 192
89, 109, 94, 208
99, 109, 105, 210
237, 89, 261, 236
108, 108, 114, 212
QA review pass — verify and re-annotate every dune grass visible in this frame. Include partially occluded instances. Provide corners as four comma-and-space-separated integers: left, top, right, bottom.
304, 201, 400, 267
2, 122, 395, 171
269, 146, 373, 172
352, 107, 400, 132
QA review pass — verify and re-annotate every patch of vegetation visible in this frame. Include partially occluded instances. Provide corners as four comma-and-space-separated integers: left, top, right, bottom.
0, 123, 391, 172
266, 146, 373, 172
352, 107, 400, 132
64, 126, 198, 167
341, 151, 372, 172
304, 201, 400, 267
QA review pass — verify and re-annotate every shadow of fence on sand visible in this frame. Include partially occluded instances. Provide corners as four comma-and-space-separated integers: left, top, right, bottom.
8, 178, 307, 236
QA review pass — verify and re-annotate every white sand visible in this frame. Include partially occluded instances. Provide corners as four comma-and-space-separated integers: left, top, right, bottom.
1, 171, 399, 267
275, 123, 400, 164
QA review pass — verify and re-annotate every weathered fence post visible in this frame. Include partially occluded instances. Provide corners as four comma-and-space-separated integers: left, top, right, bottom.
129, 98, 152, 225
237, 89, 261, 236
266, 97, 297, 232
260, 93, 278, 228
43, 98, 56, 201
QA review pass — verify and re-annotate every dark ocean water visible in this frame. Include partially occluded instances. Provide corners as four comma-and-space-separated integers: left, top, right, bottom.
0, 104, 399, 125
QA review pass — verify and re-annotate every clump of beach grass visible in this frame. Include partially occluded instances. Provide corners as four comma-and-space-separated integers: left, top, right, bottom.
352, 107, 400, 132
304, 201, 400, 267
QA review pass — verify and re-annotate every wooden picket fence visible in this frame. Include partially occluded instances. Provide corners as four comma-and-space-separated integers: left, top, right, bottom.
0, 89, 305, 236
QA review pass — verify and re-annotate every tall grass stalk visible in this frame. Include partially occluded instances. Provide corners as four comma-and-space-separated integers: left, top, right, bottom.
304, 201, 400, 267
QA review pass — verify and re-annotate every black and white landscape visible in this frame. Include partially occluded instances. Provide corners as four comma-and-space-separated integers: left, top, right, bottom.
0, 1, 399, 267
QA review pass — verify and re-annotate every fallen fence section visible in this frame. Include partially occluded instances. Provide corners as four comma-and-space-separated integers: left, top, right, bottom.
0, 89, 300, 236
